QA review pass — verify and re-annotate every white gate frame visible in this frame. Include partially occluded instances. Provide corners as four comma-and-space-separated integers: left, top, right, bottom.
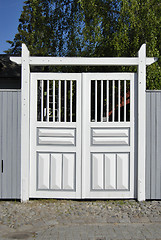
11, 44, 157, 202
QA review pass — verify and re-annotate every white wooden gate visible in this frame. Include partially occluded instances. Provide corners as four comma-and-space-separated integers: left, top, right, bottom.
30, 73, 81, 198
82, 73, 135, 198
30, 72, 136, 199
11, 43, 157, 201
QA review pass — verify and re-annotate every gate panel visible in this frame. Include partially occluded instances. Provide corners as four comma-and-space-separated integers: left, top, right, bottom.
30, 73, 81, 198
82, 73, 135, 198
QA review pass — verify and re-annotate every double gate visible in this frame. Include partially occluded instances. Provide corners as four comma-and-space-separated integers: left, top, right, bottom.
30, 72, 136, 199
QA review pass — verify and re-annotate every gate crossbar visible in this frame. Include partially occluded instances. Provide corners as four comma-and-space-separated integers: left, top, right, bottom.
11, 56, 156, 66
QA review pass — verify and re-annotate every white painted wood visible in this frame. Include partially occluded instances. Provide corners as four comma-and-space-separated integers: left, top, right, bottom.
9, 43, 157, 201
51, 154, 62, 190
38, 128, 75, 137
82, 73, 135, 199
137, 44, 146, 201
92, 128, 129, 137
95, 80, 97, 122
41, 80, 44, 122
38, 154, 50, 189
30, 73, 81, 199
118, 80, 120, 122
105, 154, 116, 190
58, 80, 61, 122
53, 80, 55, 122
64, 80, 67, 122
112, 80, 115, 122
63, 154, 75, 190
117, 153, 129, 190
70, 81, 72, 122
106, 80, 109, 122
92, 154, 104, 189
39, 137, 75, 145
92, 137, 129, 145
47, 80, 49, 122
21, 44, 30, 202
101, 80, 103, 122
124, 80, 126, 122
10, 56, 157, 66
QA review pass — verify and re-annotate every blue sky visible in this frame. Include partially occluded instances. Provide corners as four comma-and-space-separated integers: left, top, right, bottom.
0, 0, 25, 54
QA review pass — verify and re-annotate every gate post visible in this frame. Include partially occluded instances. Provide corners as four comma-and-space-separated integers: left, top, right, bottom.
137, 44, 146, 201
21, 44, 30, 201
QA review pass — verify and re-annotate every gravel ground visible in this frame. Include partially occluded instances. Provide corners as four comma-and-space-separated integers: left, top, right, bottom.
0, 200, 161, 239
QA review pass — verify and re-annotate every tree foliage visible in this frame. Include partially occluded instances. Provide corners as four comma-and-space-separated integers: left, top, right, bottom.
5, 0, 161, 89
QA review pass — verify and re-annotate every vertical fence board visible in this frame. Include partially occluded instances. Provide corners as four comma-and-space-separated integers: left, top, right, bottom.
12, 92, 18, 198
0, 90, 21, 199
7, 92, 12, 197
146, 92, 151, 199
17, 91, 21, 198
2, 92, 7, 198
156, 93, 161, 198
151, 93, 156, 199
0, 93, 2, 197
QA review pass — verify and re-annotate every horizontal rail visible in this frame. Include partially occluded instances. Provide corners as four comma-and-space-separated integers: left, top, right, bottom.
10, 56, 157, 66
0, 89, 21, 92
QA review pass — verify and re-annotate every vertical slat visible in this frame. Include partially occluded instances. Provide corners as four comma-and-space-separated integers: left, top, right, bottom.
12, 92, 17, 198
106, 80, 109, 122
95, 80, 97, 122
70, 81, 72, 122
101, 80, 103, 122
112, 80, 115, 122
150, 93, 156, 199
2, 93, 7, 198
130, 80, 132, 122
53, 80, 55, 122
124, 80, 126, 122
75, 80, 77, 122
64, 80, 67, 122
146, 92, 151, 199
7, 93, 12, 197
0, 93, 2, 197
155, 93, 161, 199
41, 80, 44, 122
118, 80, 120, 122
59, 80, 61, 122
47, 80, 49, 122
17, 91, 21, 198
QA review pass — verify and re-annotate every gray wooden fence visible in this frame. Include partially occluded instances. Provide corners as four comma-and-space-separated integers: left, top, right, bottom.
0, 89, 161, 200
146, 91, 161, 199
0, 90, 21, 199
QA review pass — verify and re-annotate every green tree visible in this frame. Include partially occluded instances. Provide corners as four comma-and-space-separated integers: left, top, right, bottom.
5, 0, 83, 57
5, 0, 161, 89
112, 0, 161, 89
5, 0, 57, 55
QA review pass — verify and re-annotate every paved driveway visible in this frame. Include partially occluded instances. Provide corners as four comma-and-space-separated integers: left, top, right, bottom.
0, 200, 161, 239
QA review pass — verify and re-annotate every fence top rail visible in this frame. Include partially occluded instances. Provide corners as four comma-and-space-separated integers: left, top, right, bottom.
10, 56, 157, 66
146, 90, 161, 92
0, 89, 21, 92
